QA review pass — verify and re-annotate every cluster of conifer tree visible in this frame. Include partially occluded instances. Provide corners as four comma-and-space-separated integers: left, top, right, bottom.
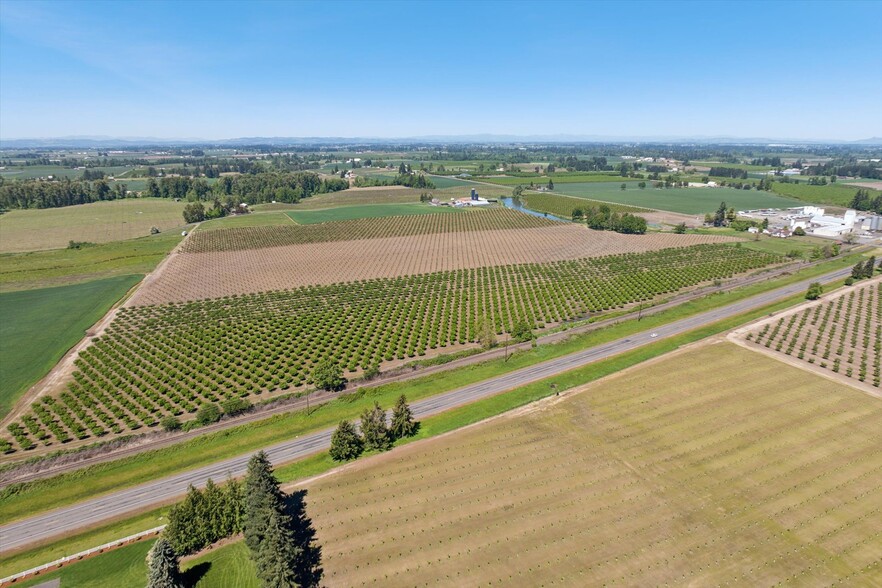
330, 395, 418, 461
149, 452, 322, 588
849, 189, 882, 213
163, 479, 244, 556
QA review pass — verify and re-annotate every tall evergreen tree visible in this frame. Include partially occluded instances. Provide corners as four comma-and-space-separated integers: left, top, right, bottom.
390, 395, 418, 440
360, 402, 392, 451
330, 420, 364, 461
223, 477, 245, 536
245, 452, 287, 553
245, 451, 307, 588
863, 256, 876, 278
203, 479, 225, 542
146, 538, 184, 588
255, 508, 299, 588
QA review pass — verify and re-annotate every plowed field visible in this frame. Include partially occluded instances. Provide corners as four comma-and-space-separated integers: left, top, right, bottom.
306, 343, 882, 586
131, 226, 739, 305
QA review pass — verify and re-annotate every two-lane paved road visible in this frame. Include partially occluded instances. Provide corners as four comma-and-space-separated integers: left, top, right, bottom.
0, 265, 854, 554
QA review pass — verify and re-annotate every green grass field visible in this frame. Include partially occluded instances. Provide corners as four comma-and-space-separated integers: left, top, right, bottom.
0, 275, 143, 419
552, 182, 806, 215
0, 232, 181, 292
521, 191, 648, 218
691, 161, 774, 172
285, 203, 461, 224
12, 538, 256, 588
13, 540, 153, 588
691, 228, 831, 257
769, 180, 877, 208
197, 212, 293, 231
292, 188, 424, 210
0, 198, 188, 253
478, 173, 640, 186
425, 175, 476, 188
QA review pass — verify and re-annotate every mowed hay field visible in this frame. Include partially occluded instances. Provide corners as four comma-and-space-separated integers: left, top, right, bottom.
133, 209, 739, 304
304, 342, 882, 586
0, 198, 187, 253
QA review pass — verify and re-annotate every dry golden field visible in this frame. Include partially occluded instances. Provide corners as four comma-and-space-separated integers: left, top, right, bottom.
0, 198, 187, 253
301, 342, 882, 586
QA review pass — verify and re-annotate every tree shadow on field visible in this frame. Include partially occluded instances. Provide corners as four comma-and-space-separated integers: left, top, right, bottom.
283, 489, 324, 588
182, 562, 211, 587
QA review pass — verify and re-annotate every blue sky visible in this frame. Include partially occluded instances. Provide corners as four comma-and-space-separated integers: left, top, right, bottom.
1, 0, 880, 140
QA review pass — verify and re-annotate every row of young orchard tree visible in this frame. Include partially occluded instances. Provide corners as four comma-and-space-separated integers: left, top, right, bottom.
149, 452, 322, 588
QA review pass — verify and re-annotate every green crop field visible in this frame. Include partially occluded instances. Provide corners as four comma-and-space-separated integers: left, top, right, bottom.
197, 212, 294, 231
553, 182, 806, 215
769, 181, 877, 208
0, 244, 781, 451
521, 191, 648, 218
693, 227, 830, 257
0, 198, 188, 253
0, 232, 182, 292
285, 203, 460, 224
478, 173, 640, 186
0, 275, 143, 421
292, 187, 424, 209
691, 161, 775, 172
425, 175, 476, 188
22, 342, 882, 586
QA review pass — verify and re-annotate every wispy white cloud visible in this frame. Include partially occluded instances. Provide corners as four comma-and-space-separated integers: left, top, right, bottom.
1, 0, 206, 98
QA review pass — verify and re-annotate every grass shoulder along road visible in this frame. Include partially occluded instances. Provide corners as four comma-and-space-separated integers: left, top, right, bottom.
0, 275, 144, 420
0, 251, 864, 533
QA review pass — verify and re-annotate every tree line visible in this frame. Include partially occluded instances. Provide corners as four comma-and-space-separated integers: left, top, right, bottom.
577, 204, 648, 234
151, 452, 322, 588
0, 178, 129, 209
0, 170, 348, 211
708, 166, 749, 179
849, 189, 882, 213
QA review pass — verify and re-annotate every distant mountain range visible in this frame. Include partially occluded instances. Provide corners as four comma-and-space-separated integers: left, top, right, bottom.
1, 134, 881, 149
